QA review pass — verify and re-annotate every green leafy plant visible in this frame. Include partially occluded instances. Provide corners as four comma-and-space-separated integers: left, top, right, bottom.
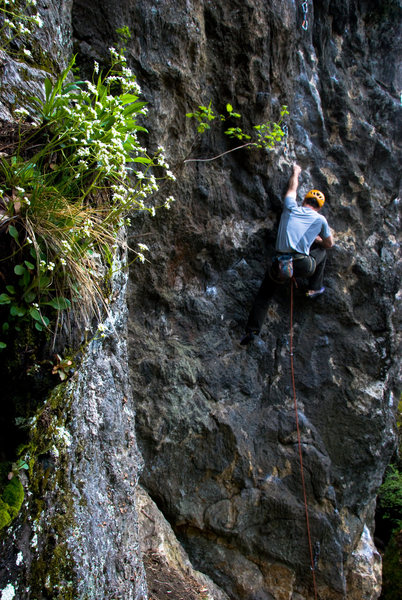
116, 25, 132, 52
185, 101, 289, 162
186, 101, 223, 134
0, 47, 175, 347
0, 477, 24, 529
378, 464, 402, 531
0, 459, 26, 530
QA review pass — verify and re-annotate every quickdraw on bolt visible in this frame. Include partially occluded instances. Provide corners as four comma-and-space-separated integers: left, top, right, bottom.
301, 0, 309, 30
282, 124, 290, 158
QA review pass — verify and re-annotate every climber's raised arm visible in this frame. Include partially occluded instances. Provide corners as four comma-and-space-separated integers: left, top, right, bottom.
286, 163, 302, 198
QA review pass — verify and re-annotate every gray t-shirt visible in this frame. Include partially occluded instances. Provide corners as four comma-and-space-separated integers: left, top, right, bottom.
275, 195, 331, 255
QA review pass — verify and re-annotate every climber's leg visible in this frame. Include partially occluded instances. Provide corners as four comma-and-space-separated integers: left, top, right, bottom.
241, 268, 277, 343
307, 247, 327, 291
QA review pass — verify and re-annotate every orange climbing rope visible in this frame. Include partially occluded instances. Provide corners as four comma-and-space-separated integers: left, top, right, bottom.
289, 279, 319, 600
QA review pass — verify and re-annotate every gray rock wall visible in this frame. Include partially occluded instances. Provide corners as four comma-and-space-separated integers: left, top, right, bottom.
118, 1, 399, 599
0, 1, 400, 599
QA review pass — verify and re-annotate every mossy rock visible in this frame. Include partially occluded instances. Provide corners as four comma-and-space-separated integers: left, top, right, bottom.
0, 499, 12, 529
3, 477, 24, 512
0, 477, 24, 530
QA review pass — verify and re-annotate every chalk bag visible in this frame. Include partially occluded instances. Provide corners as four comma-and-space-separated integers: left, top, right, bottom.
274, 254, 294, 281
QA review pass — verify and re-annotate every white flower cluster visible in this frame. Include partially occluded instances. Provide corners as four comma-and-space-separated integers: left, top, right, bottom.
81, 219, 93, 239
39, 259, 55, 272
136, 242, 149, 263
155, 146, 176, 180
105, 47, 142, 94
97, 322, 108, 338
55, 64, 149, 186
61, 240, 72, 252
164, 195, 175, 210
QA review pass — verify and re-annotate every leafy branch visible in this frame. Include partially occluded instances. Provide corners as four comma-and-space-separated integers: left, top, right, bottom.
185, 102, 289, 163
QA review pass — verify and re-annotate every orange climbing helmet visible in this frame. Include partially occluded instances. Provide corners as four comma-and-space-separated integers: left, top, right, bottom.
304, 189, 325, 207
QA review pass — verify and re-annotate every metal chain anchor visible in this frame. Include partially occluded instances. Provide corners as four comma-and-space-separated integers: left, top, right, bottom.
301, 1, 309, 30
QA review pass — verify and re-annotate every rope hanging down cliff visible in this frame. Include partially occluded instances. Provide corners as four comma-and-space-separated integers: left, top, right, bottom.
290, 279, 319, 600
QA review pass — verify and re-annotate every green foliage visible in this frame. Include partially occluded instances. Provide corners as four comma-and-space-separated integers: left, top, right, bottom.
0, 48, 175, 347
378, 464, 402, 531
0, 469, 25, 530
2, 476, 24, 514
116, 25, 131, 53
186, 101, 289, 154
0, 504, 12, 528
186, 101, 219, 134
253, 115, 288, 149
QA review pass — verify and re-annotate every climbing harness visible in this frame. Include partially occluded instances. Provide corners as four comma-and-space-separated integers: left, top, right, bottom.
289, 279, 319, 600
301, 1, 309, 30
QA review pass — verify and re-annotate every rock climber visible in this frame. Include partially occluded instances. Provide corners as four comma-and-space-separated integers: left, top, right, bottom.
240, 163, 334, 346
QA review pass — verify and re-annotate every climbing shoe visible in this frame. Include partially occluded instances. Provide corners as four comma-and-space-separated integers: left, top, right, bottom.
306, 286, 325, 298
240, 330, 257, 346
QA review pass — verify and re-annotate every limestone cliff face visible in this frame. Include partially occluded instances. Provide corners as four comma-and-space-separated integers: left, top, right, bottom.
120, 1, 400, 598
0, 1, 400, 599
